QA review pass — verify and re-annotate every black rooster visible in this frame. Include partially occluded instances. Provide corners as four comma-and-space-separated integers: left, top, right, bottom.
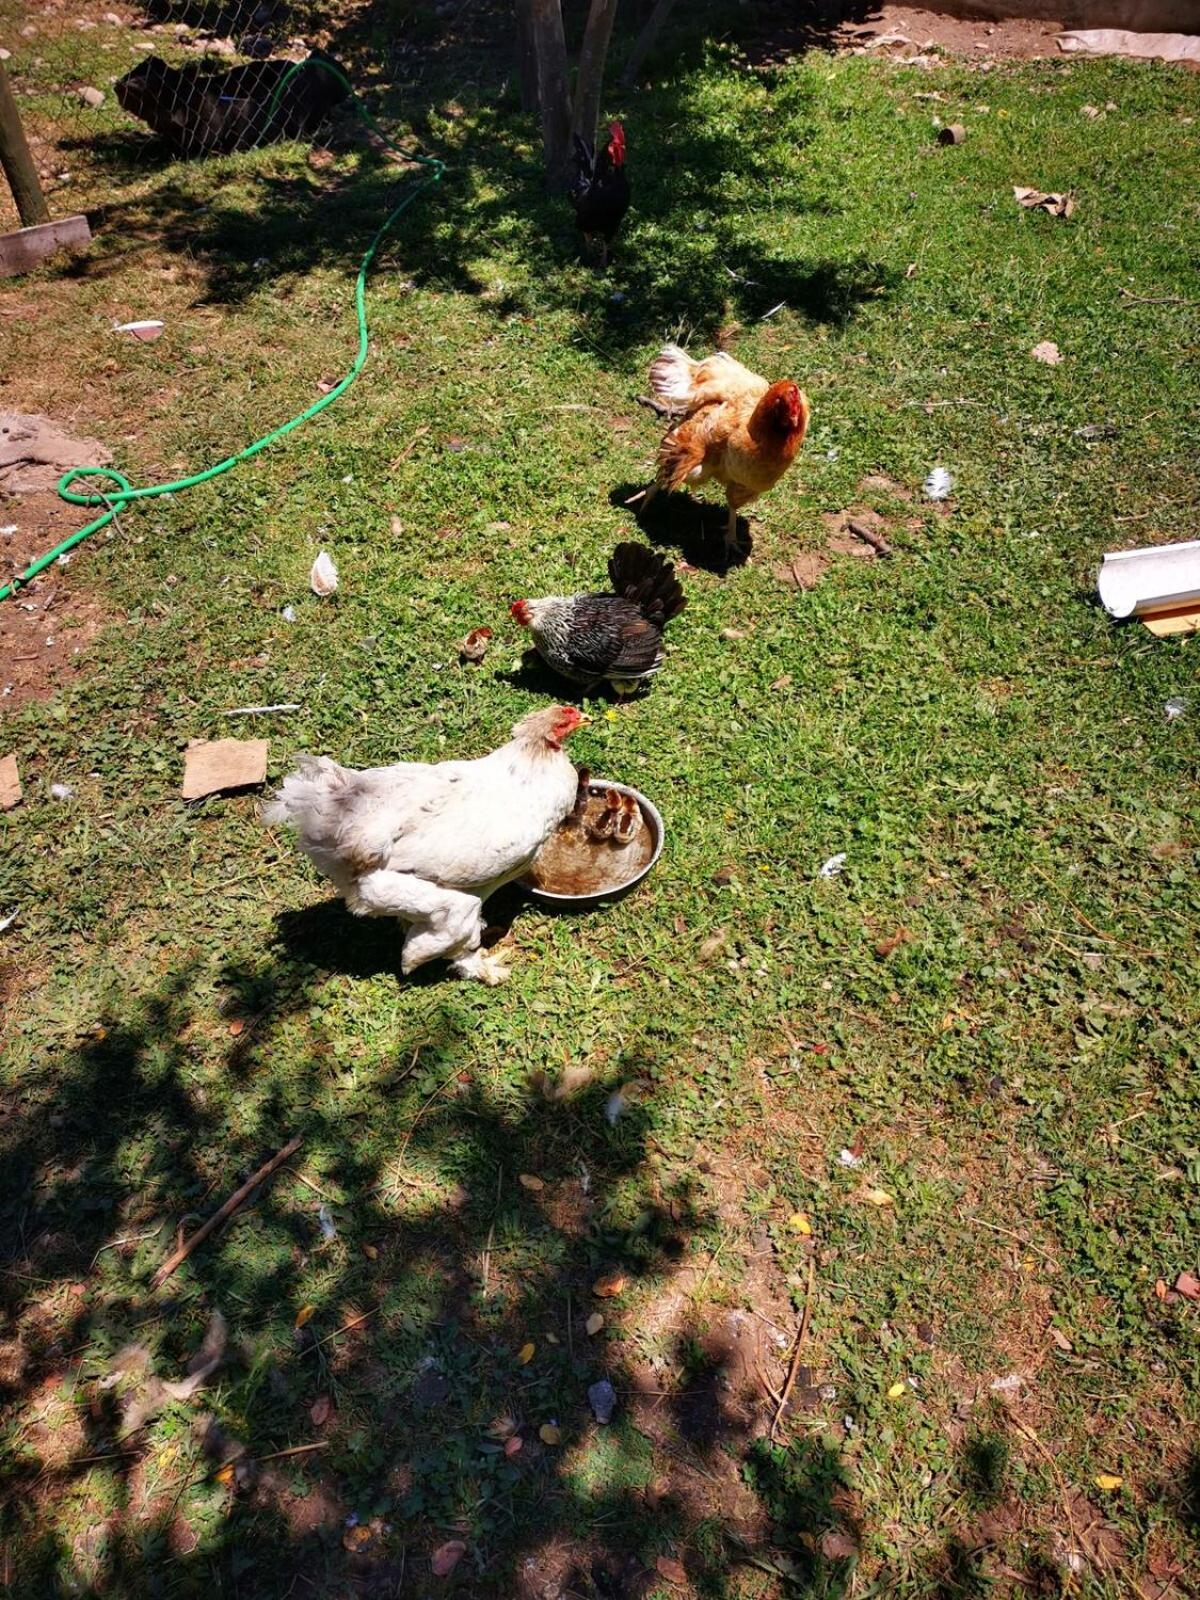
569, 121, 630, 269
511, 543, 686, 696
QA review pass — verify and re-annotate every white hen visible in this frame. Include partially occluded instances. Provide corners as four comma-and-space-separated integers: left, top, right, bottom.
265, 705, 588, 983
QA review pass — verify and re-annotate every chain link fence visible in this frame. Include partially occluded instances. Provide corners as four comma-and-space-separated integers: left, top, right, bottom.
0, 1, 368, 230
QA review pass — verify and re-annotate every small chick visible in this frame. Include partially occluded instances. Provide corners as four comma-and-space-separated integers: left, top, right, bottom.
588, 788, 623, 841
611, 792, 642, 846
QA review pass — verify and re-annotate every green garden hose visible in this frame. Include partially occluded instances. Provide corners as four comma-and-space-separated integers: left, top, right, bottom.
0, 61, 444, 604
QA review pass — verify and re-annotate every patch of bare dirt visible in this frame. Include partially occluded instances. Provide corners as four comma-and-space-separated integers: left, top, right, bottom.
1, 415, 115, 708
847, 6, 1065, 61
774, 550, 830, 589
741, 3, 1064, 68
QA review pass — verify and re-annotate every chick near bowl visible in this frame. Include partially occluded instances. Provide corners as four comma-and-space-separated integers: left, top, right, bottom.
520, 778, 663, 906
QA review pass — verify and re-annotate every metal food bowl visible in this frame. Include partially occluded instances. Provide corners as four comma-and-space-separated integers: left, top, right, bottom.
520, 779, 664, 908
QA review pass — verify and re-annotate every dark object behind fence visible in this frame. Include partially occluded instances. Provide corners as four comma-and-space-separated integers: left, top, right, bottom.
113, 47, 349, 157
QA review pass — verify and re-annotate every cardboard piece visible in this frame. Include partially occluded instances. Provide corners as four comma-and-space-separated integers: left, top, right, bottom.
0, 753, 22, 810
182, 739, 268, 801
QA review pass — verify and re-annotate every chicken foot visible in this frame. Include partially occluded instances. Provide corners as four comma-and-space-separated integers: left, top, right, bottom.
350, 869, 503, 983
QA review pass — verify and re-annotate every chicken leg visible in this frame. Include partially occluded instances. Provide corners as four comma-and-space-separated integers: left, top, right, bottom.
724, 487, 754, 560
349, 869, 499, 982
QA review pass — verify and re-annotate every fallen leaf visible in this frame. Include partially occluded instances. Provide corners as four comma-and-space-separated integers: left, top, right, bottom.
518, 1174, 545, 1192
1175, 1271, 1200, 1300
1094, 1473, 1123, 1491
516, 1341, 535, 1365
363, 1243, 378, 1260
1013, 186, 1075, 218
310, 1395, 332, 1426
1031, 340, 1063, 365
698, 931, 728, 962
1155, 1278, 1169, 1301
228, 1018, 245, 1037
788, 1212, 813, 1235
593, 1270, 628, 1298
862, 1188, 894, 1208
389, 515, 404, 536
215, 1462, 236, 1486
343, 1523, 378, 1554
586, 1312, 605, 1336
655, 1556, 687, 1585
887, 1381, 907, 1399
771, 673, 793, 690
504, 1434, 523, 1456
875, 927, 913, 959
294, 1305, 316, 1329
430, 1539, 466, 1577
539, 1423, 562, 1445
316, 377, 336, 394
1050, 1328, 1073, 1352
819, 1529, 860, 1559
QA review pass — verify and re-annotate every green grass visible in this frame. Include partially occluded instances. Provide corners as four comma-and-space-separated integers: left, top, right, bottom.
2, 12, 1199, 1599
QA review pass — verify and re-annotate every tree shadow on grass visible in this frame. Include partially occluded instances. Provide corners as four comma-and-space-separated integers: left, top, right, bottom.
61, 0, 904, 359
0, 953, 828, 1598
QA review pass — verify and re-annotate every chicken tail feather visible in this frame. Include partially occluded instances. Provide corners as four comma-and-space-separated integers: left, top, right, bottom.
648, 343, 698, 407
608, 541, 687, 624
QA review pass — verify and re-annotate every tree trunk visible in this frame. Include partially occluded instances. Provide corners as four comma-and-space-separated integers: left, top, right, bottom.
515, 0, 538, 112
571, 0, 620, 151
522, 0, 572, 184
619, 0, 679, 88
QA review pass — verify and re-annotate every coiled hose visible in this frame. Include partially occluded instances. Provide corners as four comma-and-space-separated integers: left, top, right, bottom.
0, 60, 444, 603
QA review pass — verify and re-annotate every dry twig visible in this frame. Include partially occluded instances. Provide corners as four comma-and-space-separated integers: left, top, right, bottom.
770, 1256, 816, 1442
151, 1137, 301, 1289
847, 518, 894, 558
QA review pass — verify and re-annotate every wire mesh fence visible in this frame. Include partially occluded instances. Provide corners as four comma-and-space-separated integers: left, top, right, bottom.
0, 0, 364, 231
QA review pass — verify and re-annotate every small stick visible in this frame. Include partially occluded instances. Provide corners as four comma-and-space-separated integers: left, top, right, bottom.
1118, 288, 1200, 307
224, 704, 301, 717
481, 1165, 501, 1295
151, 1136, 301, 1289
164, 1440, 329, 1510
623, 486, 650, 505
770, 1256, 816, 1443
303, 1304, 380, 1354
690, 1230, 729, 1301
256, 1440, 330, 1464
635, 393, 683, 419
283, 1167, 333, 1200
967, 1215, 1057, 1264
391, 1067, 461, 1175
847, 518, 894, 558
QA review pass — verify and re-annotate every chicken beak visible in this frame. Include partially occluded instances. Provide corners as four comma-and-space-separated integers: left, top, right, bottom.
576, 713, 593, 727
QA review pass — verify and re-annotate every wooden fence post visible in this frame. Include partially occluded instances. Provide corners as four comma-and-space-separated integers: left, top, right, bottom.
0, 58, 49, 227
